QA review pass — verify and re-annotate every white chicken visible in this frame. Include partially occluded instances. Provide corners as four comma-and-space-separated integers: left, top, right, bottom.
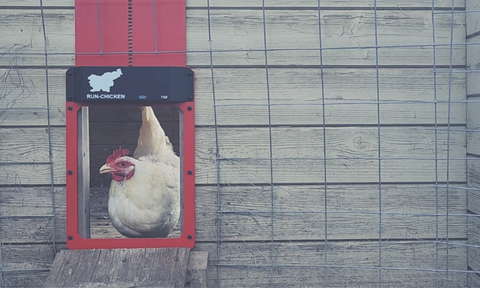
99, 107, 180, 238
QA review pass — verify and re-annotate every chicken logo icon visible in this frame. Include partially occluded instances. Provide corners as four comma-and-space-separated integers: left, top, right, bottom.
88, 68, 123, 92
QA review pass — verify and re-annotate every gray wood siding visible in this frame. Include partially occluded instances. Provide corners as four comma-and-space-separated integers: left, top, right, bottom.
466, 0, 480, 285
0, 0, 472, 287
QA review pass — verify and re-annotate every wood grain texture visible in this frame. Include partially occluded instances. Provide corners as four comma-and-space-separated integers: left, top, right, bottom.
466, 7, 480, 288
1, 244, 64, 271
88, 126, 467, 186
0, 187, 65, 243
193, 126, 466, 185
0, 186, 64, 217
195, 184, 467, 241
467, 189, 480, 214
0, 244, 63, 287
466, 0, 480, 36
1, 245, 204, 288
186, 0, 466, 8
0, 0, 465, 8
0, 127, 64, 163
2, 270, 52, 288
467, 102, 480, 155
0, 183, 467, 244
468, 273, 480, 288
466, 1, 480, 98
0, 127, 65, 185
0, 67, 467, 127
87, 184, 467, 242
0, 69, 65, 126
0, 125, 466, 186
186, 10, 465, 66
0, 2, 472, 287
467, 216, 480, 277
467, 156, 480, 188
44, 248, 190, 288
186, 251, 209, 288
0, 217, 65, 243
0, 0, 74, 6
194, 241, 468, 288
467, 38, 480, 96
45, 282, 175, 288
0, 9, 466, 67
194, 68, 466, 126
0, 9, 74, 66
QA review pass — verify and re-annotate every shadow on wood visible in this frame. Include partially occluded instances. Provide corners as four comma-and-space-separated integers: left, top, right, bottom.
43, 248, 208, 288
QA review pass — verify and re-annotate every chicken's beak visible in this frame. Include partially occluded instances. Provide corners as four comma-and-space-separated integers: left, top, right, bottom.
99, 164, 116, 174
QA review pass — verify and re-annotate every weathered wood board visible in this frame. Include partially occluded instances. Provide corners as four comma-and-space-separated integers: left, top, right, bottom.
466, 2, 480, 97
92, 184, 468, 242
0, 0, 467, 8
186, 10, 465, 66
0, 243, 64, 271
186, 251, 208, 288
467, 216, 480, 286
469, 274, 480, 288
0, 68, 467, 127
0, 241, 468, 287
0, 9, 75, 66
194, 241, 468, 287
0, 1, 474, 287
466, 3, 480, 286
0, 0, 74, 6
0, 68, 66, 126
0, 9, 466, 66
0, 245, 208, 288
194, 67, 467, 126
0, 243, 64, 287
0, 125, 467, 186
0, 184, 467, 244
43, 248, 190, 288
186, 0, 466, 8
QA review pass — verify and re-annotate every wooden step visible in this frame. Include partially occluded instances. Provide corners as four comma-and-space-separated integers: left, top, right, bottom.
43, 248, 208, 288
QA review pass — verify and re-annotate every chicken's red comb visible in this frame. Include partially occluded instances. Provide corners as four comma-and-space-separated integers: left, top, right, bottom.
106, 148, 130, 164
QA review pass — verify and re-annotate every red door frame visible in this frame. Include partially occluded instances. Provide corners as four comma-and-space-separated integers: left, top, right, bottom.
66, 0, 194, 249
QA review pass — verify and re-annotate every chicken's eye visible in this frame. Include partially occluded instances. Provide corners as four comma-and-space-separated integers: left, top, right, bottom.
120, 162, 126, 167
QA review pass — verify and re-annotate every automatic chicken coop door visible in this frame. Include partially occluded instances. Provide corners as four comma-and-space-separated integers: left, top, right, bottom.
67, 0, 192, 249
65, 67, 195, 249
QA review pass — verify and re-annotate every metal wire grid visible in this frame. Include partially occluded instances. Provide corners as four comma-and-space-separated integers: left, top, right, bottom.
204, 0, 477, 287
0, 1, 58, 286
0, 0, 478, 287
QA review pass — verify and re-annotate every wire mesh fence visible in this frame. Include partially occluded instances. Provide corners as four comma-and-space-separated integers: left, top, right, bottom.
0, 0, 479, 287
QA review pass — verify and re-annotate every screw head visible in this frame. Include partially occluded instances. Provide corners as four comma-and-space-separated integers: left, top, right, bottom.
187, 96, 193, 101
68, 170, 73, 175
68, 235, 73, 240
68, 106, 73, 111
187, 106, 192, 111
187, 235, 192, 239
187, 72, 192, 76
67, 72, 72, 76
187, 170, 192, 175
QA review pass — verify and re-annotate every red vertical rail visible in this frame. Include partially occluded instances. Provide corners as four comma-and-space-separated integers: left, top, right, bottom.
75, 0, 186, 66
132, 0, 186, 66
67, 0, 193, 249
75, 0, 130, 65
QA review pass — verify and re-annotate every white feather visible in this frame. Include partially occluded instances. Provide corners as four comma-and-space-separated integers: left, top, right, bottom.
103, 106, 180, 238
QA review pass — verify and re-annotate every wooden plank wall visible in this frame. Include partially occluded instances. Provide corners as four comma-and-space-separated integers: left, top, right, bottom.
0, 0, 471, 287
466, 0, 480, 286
